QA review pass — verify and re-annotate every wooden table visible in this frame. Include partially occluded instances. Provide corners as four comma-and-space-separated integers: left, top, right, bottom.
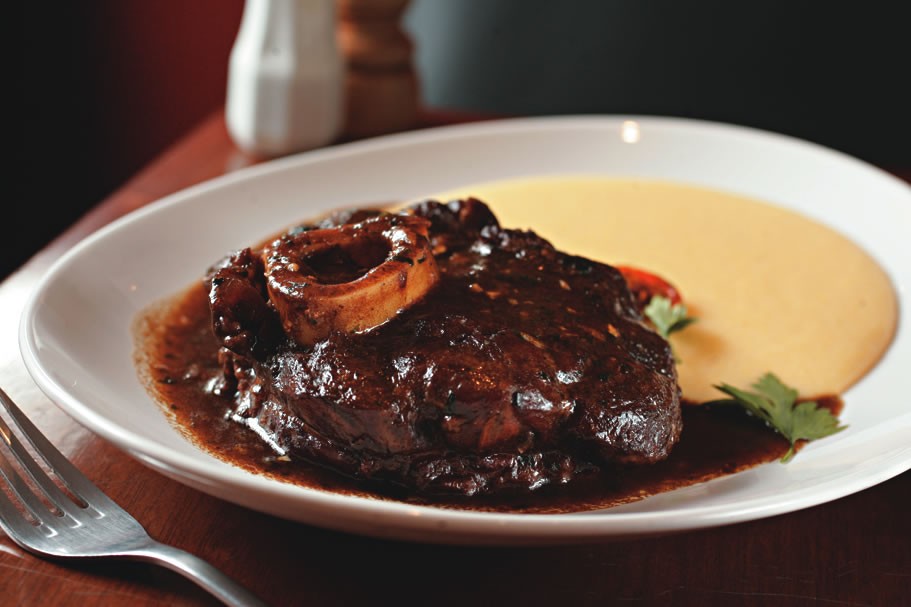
2, 111, 909, 606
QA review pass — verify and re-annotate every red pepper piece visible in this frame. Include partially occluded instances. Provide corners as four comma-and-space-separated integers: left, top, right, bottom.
616, 266, 683, 310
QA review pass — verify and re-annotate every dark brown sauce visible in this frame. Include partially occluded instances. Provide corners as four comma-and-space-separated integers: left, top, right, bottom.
134, 283, 842, 514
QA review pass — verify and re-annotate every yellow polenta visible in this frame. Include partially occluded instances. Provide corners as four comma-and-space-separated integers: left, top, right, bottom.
428, 176, 897, 402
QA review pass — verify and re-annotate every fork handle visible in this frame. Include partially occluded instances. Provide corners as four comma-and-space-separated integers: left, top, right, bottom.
123, 540, 270, 607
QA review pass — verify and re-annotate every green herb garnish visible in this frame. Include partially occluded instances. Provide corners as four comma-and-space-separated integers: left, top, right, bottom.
708, 373, 847, 462
643, 295, 697, 340
644, 296, 697, 362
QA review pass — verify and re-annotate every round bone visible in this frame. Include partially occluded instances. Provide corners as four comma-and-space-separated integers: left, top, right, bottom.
263, 214, 440, 345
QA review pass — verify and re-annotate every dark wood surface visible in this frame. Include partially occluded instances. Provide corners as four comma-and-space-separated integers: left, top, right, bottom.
1, 111, 909, 606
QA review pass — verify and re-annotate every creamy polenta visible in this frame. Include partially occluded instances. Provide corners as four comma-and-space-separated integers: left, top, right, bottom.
430, 176, 897, 402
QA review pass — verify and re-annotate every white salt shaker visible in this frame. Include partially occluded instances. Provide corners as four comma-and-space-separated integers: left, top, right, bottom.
226, 0, 343, 157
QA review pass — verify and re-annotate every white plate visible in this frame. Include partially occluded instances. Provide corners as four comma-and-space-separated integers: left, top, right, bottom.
20, 116, 911, 545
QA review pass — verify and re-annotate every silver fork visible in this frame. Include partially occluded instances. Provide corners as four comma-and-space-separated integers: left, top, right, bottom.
0, 388, 269, 607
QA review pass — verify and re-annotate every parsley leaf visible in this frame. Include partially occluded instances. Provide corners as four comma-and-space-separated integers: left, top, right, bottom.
643, 295, 696, 340
708, 373, 847, 462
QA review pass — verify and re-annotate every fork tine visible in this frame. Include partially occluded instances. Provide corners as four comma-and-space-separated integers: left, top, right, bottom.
0, 407, 86, 520
0, 388, 118, 512
0, 438, 62, 525
0, 477, 51, 546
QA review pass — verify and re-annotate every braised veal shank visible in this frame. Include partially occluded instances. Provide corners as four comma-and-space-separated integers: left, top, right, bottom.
206, 199, 682, 496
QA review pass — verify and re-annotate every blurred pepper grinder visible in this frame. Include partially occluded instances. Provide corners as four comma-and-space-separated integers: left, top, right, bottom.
226, 0, 344, 158
337, 0, 419, 138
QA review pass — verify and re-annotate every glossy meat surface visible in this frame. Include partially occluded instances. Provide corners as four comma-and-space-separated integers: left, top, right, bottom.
207, 199, 682, 495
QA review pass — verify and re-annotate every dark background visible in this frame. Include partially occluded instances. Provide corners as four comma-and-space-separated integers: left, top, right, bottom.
9, 0, 911, 279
